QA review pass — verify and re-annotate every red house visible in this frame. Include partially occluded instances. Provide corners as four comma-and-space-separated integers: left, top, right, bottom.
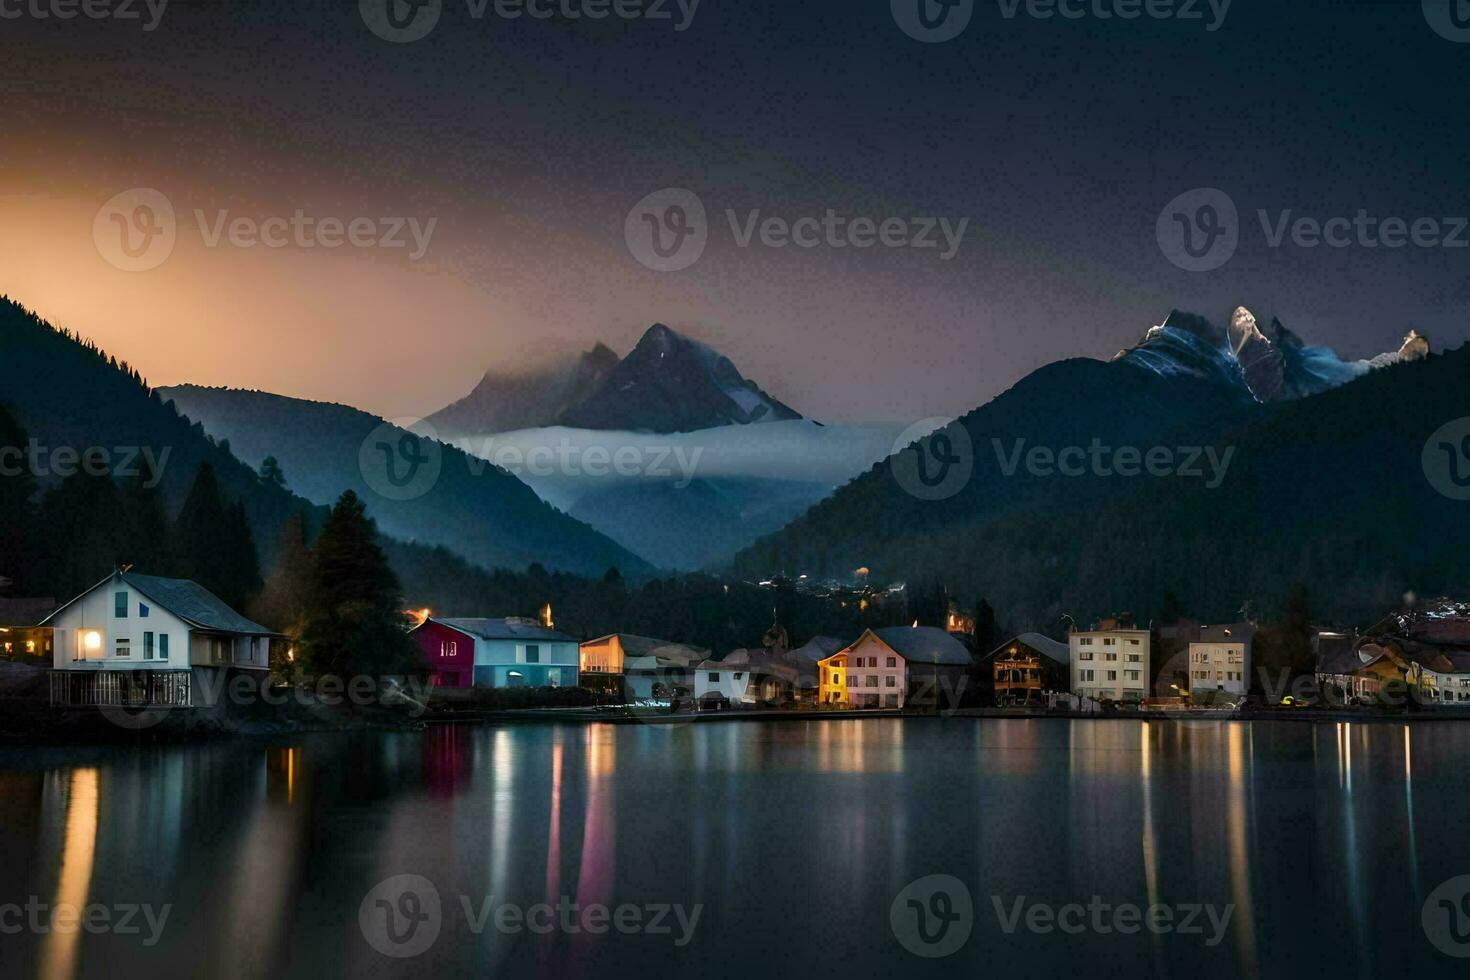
413, 618, 475, 689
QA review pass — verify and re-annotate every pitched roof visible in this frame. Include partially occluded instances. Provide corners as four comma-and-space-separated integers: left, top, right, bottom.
42, 571, 275, 635
872, 626, 973, 666
791, 636, 844, 661
584, 633, 708, 664
982, 632, 1070, 666
120, 572, 276, 635
432, 617, 576, 643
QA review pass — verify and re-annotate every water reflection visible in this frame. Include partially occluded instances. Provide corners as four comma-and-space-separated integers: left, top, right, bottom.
0, 721, 1462, 979
38, 768, 96, 980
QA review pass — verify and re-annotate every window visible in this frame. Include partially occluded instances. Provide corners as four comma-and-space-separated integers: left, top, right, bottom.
1103, 638, 1116, 647
114, 592, 128, 617
139, 603, 149, 618
1106, 670, 1117, 681
441, 640, 457, 657
526, 644, 540, 663
144, 632, 154, 659
1128, 639, 1140, 646
1127, 654, 1141, 662
847, 675, 855, 687
1080, 651, 1093, 661
1079, 638, 1093, 646
733, 672, 743, 680
1125, 670, 1140, 681
1105, 653, 1117, 662
885, 676, 896, 687
158, 634, 169, 660
708, 672, 719, 682
1080, 669, 1094, 682
886, 657, 896, 668
866, 676, 878, 687
115, 637, 131, 658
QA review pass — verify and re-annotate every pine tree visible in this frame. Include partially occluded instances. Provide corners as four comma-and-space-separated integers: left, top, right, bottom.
174, 462, 230, 593
258, 456, 287, 489
222, 500, 263, 611
974, 598, 996, 653
250, 510, 314, 668
300, 490, 417, 677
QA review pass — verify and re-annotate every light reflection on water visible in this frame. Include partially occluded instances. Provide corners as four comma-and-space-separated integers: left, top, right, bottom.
0, 720, 1461, 979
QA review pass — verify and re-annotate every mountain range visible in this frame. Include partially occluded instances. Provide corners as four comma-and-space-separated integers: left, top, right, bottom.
736, 307, 1461, 626
426, 323, 804, 436
158, 385, 651, 579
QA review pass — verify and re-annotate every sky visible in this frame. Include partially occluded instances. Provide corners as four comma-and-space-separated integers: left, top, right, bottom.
1, 0, 1467, 424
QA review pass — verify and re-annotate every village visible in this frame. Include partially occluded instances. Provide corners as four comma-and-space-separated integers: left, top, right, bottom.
3, 567, 1468, 727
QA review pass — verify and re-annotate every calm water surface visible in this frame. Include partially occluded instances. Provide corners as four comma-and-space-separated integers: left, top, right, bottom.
0, 719, 1465, 979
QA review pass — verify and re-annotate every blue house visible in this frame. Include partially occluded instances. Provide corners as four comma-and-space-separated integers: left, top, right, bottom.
411, 616, 579, 689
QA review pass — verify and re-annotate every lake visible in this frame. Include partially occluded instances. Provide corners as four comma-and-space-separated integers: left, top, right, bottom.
0, 718, 1466, 979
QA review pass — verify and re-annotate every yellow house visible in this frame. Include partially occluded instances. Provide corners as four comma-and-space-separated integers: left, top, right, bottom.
818, 629, 910, 708
818, 649, 849, 704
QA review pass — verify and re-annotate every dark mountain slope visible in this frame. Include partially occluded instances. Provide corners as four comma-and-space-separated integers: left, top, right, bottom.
160, 385, 653, 579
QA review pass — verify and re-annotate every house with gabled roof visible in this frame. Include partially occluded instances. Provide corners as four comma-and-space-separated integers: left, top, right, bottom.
41, 569, 278, 708
980, 633, 1070, 706
411, 616, 579, 689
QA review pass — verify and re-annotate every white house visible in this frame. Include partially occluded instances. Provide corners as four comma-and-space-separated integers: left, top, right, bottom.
1187, 623, 1254, 698
411, 617, 579, 689
43, 569, 277, 707
1070, 625, 1150, 702
693, 649, 800, 708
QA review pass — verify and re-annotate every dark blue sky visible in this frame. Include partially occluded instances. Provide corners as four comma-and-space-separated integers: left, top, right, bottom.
1, 0, 1466, 421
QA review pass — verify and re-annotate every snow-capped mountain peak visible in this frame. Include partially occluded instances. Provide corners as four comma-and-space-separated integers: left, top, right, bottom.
1119, 307, 1430, 403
